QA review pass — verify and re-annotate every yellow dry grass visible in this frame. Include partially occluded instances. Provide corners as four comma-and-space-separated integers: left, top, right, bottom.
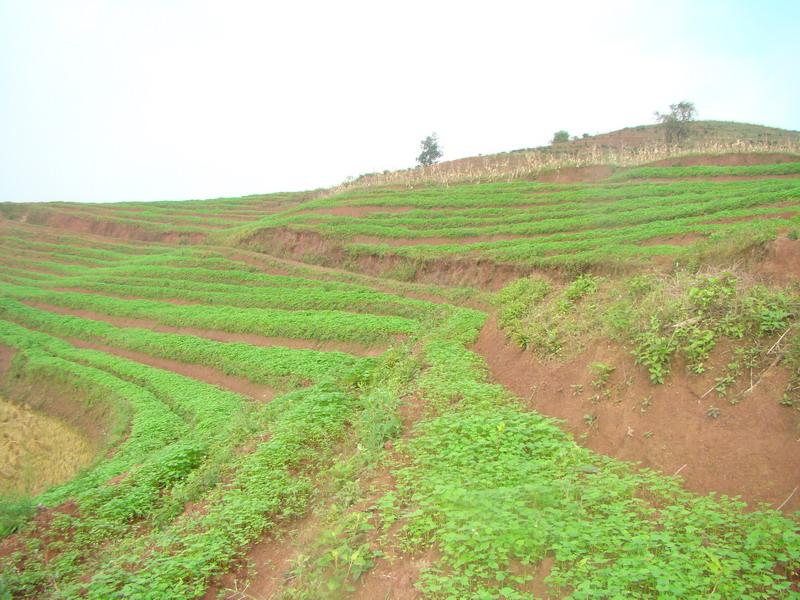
329, 139, 800, 193
0, 396, 94, 495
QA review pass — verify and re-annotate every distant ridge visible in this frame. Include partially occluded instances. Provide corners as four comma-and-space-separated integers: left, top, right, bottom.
337, 120, 800, 191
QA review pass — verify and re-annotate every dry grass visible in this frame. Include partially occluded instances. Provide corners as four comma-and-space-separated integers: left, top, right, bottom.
327, 139, 800, 194
0, 396, 94, 495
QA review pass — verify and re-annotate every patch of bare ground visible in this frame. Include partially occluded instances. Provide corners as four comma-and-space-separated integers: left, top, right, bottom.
22, 212, 206, 245
351, 234, 524, 247
201, 512, 321, 600
224, 250, 297, 276
706, 211, 799, 226
204, 395, 427, 600
24, 301, 386, 356
350, 395, 432, 600
638, 233, 707, 247
299, 205, 417, 217
0, 501, 80, 563
0, 343, 14, 377
66, 338, 277, 402
473, 316, 800, 512
537, 165, 616, 183
242, 227, 536, 291
759, 236, 800, 284
222, 246, 458, 306
645, 152, 800, 167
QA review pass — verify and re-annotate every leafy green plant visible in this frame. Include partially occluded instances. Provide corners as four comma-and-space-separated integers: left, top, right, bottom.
634, 317, 678, 384
564, 274, 600, 302
682, 327, 716, 374
589, 362, 615, 388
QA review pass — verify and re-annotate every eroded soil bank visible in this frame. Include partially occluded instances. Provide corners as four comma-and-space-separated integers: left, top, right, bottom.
473, 316, 800, 512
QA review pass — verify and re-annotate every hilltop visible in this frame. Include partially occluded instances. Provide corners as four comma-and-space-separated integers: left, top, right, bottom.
338, 120, 800, 190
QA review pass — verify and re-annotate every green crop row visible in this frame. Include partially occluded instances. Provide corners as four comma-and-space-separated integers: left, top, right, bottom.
3, 284, 419, 344
0, 299, 368, 388
43, 277, 439, 320
295, 178, 800, 210
343, 213, 790, 265
296, 183, 797, 234
611, 161, 800, 180
300, 190, 797, 240
0, 320, 364, 598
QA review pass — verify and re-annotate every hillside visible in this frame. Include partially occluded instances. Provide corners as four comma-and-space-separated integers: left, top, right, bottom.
1, 132, 800, 598
338, 120, 800, 190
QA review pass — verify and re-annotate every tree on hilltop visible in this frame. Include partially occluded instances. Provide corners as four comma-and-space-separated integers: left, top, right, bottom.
552, 130, 570, 144
417, 133, 443, 166
655, 101, 696, 145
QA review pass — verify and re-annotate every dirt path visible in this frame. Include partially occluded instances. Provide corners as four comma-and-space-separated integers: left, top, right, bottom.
201, 512, 321, 600
473, 316, 800, 512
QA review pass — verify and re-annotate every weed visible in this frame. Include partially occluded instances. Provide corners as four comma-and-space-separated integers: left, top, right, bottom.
634, 317, 677, 384
589, 362, 615, 388
564, 275, 600, 302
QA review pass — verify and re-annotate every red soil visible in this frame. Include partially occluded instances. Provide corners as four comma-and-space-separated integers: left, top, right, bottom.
760, 236, 800, 284
0, 343, 14, 378
201, 512, 320, 600
23, 212, 206, 245
0, 501, 80, 563
707, 211, 799, 226
245, 227, 534, 290
26, 301, 387, 356
67, 338, 277, 402
351, 395, 432, 600
638, 233, 706, 247
537, 165, 616, 183
222, 246, 458, 305
473, 316, 800, 512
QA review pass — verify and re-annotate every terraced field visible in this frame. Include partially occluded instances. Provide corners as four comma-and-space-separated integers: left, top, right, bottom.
1, 153, 799, 598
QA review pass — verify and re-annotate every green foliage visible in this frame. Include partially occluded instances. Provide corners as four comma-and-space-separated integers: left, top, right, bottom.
391, 310, 800, 598
682, 327, 716, 373
613, 161, 800, 181
0, 496, 36, 538
3, 284, 418, 345
564, 274, 600, 301
493, 276, 551, 330
633, 317, 678, 383
2, 158, 800, 598
589, 362, 615, 388
552, 130, 570, 143
655, 100, 696, 144
417, 133, 443, 167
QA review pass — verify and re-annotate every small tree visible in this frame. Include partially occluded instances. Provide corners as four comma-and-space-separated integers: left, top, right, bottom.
552, 130, 570, 144
417, 133, 443, 166
655, 101, 696, 145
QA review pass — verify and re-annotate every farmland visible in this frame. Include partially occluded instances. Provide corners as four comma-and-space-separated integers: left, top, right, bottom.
1, 147, 800, 598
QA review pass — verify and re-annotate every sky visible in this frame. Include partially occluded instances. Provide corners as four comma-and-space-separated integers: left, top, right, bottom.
0, 0, 798, 203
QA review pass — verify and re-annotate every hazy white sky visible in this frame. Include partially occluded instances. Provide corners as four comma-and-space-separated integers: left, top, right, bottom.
1, 0, 798, 202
